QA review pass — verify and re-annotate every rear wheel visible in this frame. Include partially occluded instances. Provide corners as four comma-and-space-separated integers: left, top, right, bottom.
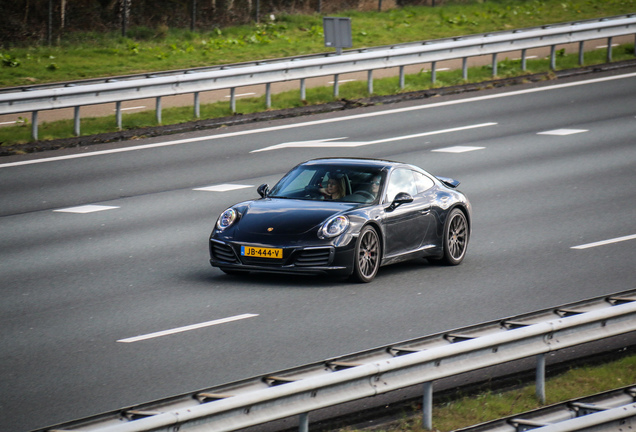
351, 226, 381, 283
436, 208, 468, 265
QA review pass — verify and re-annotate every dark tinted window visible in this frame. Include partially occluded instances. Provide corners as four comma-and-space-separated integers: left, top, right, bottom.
269, 164, 383, 203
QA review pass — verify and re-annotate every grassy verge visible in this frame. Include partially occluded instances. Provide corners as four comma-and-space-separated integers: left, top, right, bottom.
339, 353, 635, 432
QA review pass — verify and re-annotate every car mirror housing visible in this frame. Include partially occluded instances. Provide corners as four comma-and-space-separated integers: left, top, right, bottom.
257, 183, 269, 198
386, 192, 413, 211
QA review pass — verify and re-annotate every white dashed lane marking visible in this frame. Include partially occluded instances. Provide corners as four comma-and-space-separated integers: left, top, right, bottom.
571, 234, 636, 250
432, 146, 485, 153
117, 313, 259, 343
194, 184, 253, 192
538, 129, 588, 136
53, 205, 120, 214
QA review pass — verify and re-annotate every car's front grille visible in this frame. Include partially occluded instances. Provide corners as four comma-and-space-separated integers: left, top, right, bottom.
211, 242, 239, 263
294, 248, 332, 267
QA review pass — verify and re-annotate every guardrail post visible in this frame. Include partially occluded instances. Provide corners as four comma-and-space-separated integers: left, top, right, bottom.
31, 111, 38, 141
116, 101, 122, 130
367, 70, 373, 94
230, 88, 236, 113
299, 412, 309, 432
492, 53, 498, 76
300, 78, 306, 100
536, 353, 546, 404
266, 83, 272, 109
607, 37, 613, 62
73, 106, 80, 136
333, 74, 339, 97
194, 92, 200, 118
155, 97, 162, 124
462, 57, 468, 80
423, 381, 433, 430
431, 62, 436, 83
399, 66, 405, 89
521, 49, 527, 71
550, 45, 557, 70
578, 41, 585, 65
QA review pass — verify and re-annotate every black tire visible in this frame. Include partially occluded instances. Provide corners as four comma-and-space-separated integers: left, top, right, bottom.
350, 226, 381, 283
437, 208, 468, 265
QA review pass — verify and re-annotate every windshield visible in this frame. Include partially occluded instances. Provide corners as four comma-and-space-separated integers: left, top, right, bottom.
269, 164, 385, 204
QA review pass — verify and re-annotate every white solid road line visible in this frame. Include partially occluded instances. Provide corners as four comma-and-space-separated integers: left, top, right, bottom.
117, 313, 259, 343
571, 234, 636, 250
2, 72, 636, 169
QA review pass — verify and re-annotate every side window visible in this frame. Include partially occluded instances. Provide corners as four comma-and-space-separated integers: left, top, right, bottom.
385, 168, 418, 202
414, 171, 434, 193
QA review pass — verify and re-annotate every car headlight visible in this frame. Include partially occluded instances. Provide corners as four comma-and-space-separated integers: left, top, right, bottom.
216, 208, 238, 231
319, 215, 349, 239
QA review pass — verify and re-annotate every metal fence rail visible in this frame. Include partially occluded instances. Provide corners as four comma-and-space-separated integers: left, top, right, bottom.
34, 290, 636, 432
2, 14, 636, 140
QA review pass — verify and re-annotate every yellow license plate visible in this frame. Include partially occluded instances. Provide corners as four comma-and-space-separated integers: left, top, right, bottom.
241, 246, 283, 259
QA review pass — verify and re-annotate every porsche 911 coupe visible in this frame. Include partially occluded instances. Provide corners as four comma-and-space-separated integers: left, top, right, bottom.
209, 158, 471, 282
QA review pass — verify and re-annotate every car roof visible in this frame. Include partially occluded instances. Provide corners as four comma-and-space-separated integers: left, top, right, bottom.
301, 157, 403, 170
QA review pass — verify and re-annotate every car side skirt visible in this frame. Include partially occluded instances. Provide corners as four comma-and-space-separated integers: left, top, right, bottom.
381, 244, 440, 267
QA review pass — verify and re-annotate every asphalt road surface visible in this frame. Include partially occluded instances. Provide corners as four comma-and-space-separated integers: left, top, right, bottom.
1, 69, 635, 431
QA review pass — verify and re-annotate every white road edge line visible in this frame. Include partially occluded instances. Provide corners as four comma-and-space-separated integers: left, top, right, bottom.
571, 234, 636, 250
117, 313, 259, 343
3, 72, 636, 169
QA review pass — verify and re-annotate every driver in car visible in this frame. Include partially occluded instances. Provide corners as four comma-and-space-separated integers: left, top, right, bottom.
320, 176, 346, 200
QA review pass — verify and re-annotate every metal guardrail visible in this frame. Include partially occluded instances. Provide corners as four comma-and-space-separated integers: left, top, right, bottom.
34, 290, 636, 432
2, 14, 636, 140
453, 386, 636, 432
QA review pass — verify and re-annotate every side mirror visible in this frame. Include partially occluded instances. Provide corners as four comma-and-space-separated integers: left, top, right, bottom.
386, 192, 413, 211
257, 183, 269, 198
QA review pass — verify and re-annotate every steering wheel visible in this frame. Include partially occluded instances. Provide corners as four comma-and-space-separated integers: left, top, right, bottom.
354, 190, 375, 201
304, 185, 323, 199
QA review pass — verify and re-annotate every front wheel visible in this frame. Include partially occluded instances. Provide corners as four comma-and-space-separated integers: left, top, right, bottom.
436, 208, 468, 265
350, 226, 381, 283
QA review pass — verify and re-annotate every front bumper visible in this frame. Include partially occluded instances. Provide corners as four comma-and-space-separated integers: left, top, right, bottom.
209, 238, 355, 277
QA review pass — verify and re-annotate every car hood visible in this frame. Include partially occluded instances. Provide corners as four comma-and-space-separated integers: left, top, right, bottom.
236, 198, 358, 236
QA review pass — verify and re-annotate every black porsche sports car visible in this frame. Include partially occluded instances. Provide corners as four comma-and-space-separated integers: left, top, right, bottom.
209, 158, 471, 282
